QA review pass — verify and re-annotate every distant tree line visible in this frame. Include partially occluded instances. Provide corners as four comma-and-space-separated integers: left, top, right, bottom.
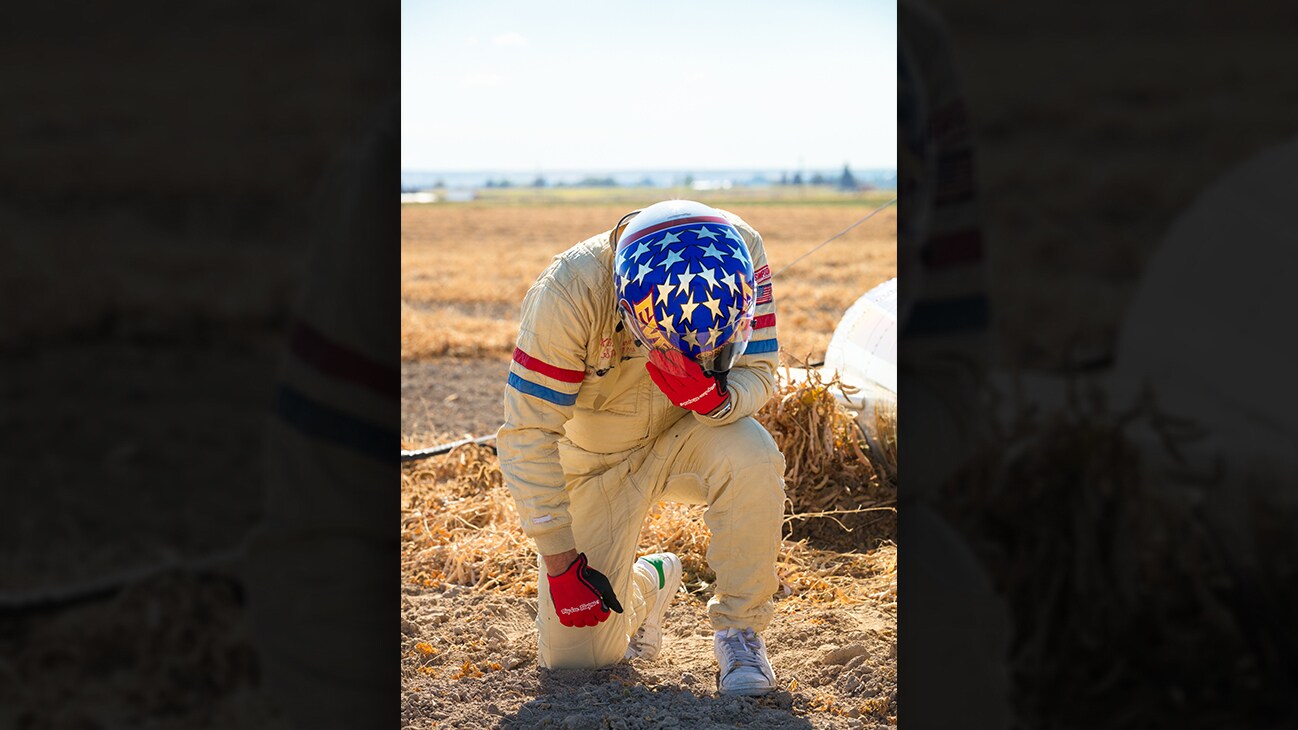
777, 164, 862, 190
460, 164, 868, 191
402, 179, 445, 193
480, 175, 620, 188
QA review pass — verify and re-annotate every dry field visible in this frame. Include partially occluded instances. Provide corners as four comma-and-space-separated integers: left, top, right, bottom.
401, 199, 896, 372
401, 196, 898, 728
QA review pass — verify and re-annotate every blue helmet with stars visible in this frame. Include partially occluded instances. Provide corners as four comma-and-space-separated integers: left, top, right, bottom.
612, 200, 756, 377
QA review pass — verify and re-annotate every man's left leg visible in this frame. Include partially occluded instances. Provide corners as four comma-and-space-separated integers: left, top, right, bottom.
536, 446, 656, 669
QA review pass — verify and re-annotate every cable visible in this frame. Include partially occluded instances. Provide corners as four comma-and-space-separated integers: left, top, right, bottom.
772, 196, 896, 278
401, 433, 497, 462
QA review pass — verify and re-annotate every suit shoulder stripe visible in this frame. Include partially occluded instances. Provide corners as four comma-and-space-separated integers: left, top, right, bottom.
507, 372, 580, 406
513, 347, 585, 383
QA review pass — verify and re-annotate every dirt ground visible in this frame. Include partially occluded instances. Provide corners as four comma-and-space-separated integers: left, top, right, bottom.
402, 357, 509, 443
401, 582, 895, 729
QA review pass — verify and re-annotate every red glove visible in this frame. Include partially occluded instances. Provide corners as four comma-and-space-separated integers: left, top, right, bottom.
548, 553, 624, 628
645, 350, 730, 416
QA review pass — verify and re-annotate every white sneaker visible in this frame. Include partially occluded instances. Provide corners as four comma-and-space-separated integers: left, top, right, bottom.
624, 552, 682, 661
714, 628, 777, 696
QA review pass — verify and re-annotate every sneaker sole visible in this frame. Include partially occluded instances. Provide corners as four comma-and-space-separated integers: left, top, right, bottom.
716, 671, 777, 696
718, 681, 776, 696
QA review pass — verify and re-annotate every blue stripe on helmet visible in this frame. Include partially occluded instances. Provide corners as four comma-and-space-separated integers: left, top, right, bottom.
744, 339, 779, 354
507, 372, 579, 406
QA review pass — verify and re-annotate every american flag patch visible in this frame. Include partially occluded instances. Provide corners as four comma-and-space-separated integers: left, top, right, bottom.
754, 264, 771, 283
756, 283, 772, 305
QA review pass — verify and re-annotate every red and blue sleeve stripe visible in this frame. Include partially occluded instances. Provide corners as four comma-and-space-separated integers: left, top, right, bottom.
506, 347, 583, 406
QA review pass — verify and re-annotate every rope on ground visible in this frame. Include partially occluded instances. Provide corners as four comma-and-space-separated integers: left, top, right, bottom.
402, 433, 498, 462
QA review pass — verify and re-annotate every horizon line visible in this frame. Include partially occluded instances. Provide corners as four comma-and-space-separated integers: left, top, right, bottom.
402, 166, 897, 173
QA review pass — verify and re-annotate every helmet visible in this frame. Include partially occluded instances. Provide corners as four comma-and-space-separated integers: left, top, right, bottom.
613, 200, 756, 378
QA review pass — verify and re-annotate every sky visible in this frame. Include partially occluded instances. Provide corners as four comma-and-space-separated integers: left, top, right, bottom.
402, 0, 895, 172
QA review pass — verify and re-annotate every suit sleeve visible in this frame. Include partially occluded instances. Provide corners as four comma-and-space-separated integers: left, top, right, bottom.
695, 214, 779, 427
496, 265, 589, 556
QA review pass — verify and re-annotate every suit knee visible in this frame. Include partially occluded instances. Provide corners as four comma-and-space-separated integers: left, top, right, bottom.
713, 418, 784, 470
709, 420, 786, 509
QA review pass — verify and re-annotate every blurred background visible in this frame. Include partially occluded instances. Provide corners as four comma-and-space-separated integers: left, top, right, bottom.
1, 2, 395, 726
896, 1, 1298, 727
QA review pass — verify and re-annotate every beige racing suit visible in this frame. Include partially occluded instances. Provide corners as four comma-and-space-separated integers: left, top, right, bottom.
497, 209, 786, 669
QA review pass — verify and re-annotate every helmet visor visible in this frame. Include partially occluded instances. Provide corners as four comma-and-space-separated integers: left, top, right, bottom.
695, 325, 752, 376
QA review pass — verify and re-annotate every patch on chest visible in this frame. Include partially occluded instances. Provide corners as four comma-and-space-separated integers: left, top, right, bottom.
620, 337, 639, 358
586, 331, 642, 377
586, 334, 620, 376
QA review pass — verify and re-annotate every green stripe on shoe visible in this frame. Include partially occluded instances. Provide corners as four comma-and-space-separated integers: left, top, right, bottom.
642, 557, 666, 590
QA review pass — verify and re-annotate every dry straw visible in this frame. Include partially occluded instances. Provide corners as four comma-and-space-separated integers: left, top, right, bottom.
756, 366, 896, 553
400, 369, 897, 605
938, 382, 1296, 727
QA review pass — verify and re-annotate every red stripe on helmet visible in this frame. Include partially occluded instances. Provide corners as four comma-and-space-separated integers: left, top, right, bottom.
513, 348, 585, 383
620, 216, 731, 249
753, 313, 776, 330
